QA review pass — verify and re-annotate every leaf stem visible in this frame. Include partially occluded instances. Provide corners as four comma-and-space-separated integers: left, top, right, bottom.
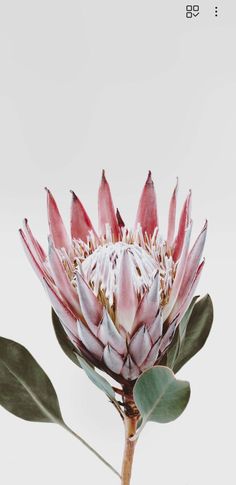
62, 423, 121, 479
121, 415, 139, 485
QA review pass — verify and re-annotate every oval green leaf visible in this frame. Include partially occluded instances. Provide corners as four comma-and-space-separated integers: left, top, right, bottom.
134, 366, 190, 427
51, 309, 81, 367
0, 337, 121, 477
0, 337, 63, 423
173, 294, 213, 373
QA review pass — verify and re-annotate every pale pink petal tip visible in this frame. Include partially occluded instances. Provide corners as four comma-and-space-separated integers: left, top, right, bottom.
164, 221, 192, 320
19, 228, 48, 283
172, 189, 192, 261
45, 188, 70, 252
98, 311, 126, 354
141, 340, 160, 371
98, 170, 119, 240
22, 218, 47, 262
175, 219, 207, 304
167, 178, 179, 247
129, 325, 152, 367
76, 272, 102, 330
103, 344, 123, 374
77, 320, 103, 360
70, 190, 97, 242
133, 271, 160, 330
121, 354, 140, 381
135, 171, 158, 237
176, 259, 205, 324
172, 177, 179, 201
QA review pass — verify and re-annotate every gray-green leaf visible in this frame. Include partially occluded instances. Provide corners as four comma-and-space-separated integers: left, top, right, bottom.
0, 337, 121, 478
178, 295, 200, 344
166, 296, 199, 368
51, 309, 81, 367
76, 354, 116, 402
134, 366, 190, 428
0, 337, 63, 423
173, 294, 213, 373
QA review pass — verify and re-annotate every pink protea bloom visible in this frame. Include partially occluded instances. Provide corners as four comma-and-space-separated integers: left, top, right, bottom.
20, 171, 207, 384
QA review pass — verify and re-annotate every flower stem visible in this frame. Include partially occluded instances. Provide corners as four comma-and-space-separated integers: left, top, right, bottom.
62, 423, 121, 479
121, 415, 139, 485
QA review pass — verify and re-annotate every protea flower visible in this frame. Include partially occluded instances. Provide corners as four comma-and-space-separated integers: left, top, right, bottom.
19, 171, 207, 385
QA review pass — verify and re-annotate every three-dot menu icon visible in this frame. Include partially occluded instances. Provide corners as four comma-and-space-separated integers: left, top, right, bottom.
185, 4, 219, 19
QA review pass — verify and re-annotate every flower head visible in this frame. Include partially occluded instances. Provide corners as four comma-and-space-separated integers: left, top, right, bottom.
20, 171, 207, 384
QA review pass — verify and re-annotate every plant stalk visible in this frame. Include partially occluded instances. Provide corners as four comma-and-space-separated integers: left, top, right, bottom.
121, 415, 139, 485
62, 423, 121, 478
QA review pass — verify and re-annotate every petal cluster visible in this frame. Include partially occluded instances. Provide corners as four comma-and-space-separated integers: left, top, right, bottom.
20, 172, 207, 383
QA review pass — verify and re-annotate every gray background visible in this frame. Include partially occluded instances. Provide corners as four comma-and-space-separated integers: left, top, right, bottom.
0, 1, 235, 484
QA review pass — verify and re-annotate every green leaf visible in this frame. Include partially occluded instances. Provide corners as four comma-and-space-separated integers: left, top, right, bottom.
178, 295, 200, 344
51, 309, 81, 367
0, 337, 63, 423
166, 326, 180, 369
134, 366, 190, 427
173, 294, 213, 373
0, 337, 121, 477
76, 354, 116, 402
166, 296, 199, 368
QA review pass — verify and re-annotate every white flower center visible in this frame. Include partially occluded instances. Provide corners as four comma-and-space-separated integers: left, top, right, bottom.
81, 242, 158, 307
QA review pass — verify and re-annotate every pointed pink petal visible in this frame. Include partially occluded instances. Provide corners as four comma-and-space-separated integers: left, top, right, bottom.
129, 325, 152, 367
135, 171, 158, 237
43, 276, 77, 337
21, 220, 54, 284
20, 223, 103, 361
46, 188, 70, 251
171, 260, 205, 324
98, 170, 119, 240
23, 219, 47, 262
76, 272, 103, 331
169, 221, 207, 324
163, 222, 192, 320
115, 250, 138, 333
121, 354, 140, 381
177, 221, 207, 303
148, 311, 163, 344
77, 320, 103, 360
48, 237, 82, 318
159, 315, 179, 354
140, 340, 160, 371
70, 191, 98, 242
19, 229, 50, 284
98, 310, 126, 354
167, 178, 178, 248
133, 271, 160, 330
103, 344, 123, 374
172, 190, 191, 261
